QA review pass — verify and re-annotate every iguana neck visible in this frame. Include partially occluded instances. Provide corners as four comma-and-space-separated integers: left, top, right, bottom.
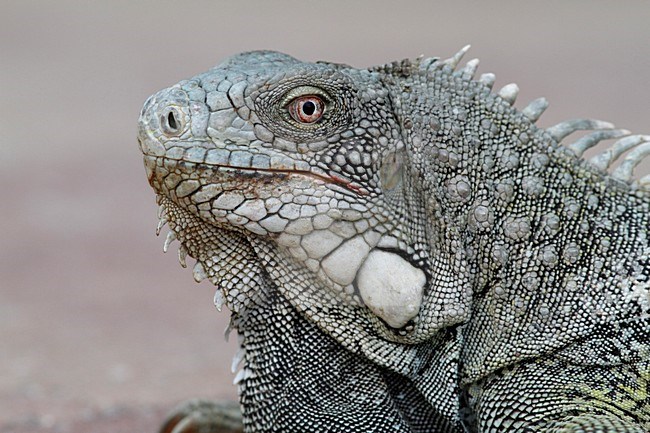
390, 65, 650, 381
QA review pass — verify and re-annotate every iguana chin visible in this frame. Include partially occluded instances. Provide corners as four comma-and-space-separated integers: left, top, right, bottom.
138, 47, 650, 432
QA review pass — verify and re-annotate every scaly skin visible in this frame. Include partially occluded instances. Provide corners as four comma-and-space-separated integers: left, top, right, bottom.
138, 49, 650, 432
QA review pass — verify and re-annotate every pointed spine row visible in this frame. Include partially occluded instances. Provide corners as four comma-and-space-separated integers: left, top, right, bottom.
545, 118, 650, 185
439, 46, 648, 188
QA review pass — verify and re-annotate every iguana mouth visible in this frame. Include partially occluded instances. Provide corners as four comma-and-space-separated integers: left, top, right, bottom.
200, 163, 369, 196
148, 154, 370, 197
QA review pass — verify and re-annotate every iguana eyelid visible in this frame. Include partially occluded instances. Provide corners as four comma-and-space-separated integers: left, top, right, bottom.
280, 85, 332, 108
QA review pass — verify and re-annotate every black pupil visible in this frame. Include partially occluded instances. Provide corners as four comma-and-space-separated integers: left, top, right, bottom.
167, 111, 178, 130
302, 100, 316, 116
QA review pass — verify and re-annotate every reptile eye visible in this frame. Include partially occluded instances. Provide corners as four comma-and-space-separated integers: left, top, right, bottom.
161, 107, 183, 136
288, 95, 325, 124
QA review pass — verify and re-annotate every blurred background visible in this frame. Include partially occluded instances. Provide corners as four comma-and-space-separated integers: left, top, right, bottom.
1, 1, 649, 431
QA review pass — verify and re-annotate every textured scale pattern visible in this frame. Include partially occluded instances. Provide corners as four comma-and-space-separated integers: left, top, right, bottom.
138, 48, 650, 432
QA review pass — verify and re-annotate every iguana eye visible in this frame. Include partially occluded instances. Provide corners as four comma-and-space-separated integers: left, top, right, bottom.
288, 95, 325, 124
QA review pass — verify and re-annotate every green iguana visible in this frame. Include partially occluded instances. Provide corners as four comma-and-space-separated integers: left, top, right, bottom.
138, 47, 650, 432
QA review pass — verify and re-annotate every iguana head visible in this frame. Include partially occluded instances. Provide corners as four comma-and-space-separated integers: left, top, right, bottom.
138, 50, 473, 350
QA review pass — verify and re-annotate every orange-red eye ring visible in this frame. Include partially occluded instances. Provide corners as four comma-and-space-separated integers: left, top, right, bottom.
288, 95, 325, 124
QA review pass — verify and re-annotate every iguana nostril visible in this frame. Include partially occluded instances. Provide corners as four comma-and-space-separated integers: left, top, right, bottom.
161, 107, 182, 136
168, 111, 178, 130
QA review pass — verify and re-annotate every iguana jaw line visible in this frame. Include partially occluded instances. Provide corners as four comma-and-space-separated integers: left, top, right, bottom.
142, 153, 369, 197
191, 161, 369, 197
